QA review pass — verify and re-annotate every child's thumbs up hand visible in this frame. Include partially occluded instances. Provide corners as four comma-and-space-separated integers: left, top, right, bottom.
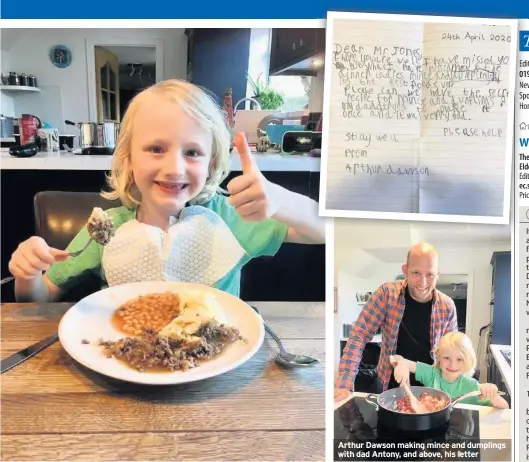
236, 132, 258, 174
227, 132, 279, 222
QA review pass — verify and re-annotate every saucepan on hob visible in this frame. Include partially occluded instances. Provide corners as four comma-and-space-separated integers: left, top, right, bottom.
65, 120, 120, 155
365, 386, 505, 432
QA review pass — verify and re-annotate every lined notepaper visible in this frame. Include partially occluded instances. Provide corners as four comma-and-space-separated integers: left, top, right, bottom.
322, 16, 515, 220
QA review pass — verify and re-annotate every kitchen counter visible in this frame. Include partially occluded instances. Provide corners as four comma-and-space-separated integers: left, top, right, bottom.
490, 344, 512, 396
0, 148, 321, 172
335, 392, 512, 461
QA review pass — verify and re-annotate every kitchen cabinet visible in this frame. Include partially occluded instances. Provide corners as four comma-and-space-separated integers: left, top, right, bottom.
185, 28, 251, 105
490, 251, 511, 345
487, 348, 511, 407
184, 28, 194, 82
309, 170, 321, 201
339, 325, 382, 393
0, 169, 324, 304
269, 29, 326, 76
338, 338, 381, 392
221, 171, 324, 302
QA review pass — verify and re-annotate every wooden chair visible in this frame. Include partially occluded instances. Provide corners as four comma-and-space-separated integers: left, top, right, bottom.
33, 191, 121, 302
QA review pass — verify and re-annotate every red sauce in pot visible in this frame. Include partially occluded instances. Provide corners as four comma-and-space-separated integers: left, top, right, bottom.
394, 392, 449, 413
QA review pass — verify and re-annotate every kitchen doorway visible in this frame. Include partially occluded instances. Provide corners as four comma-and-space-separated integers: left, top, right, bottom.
437, 273, 469, 333
86, 39, 163, 123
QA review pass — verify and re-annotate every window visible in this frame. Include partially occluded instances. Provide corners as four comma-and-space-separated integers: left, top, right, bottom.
247, 29, 313, 112
268, 75, 311, 112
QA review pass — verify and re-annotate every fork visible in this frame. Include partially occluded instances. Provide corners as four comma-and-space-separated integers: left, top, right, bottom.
0, 238, 93, 285
68, 238, 93, 257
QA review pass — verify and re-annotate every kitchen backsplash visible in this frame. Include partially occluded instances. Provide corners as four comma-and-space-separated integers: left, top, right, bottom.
2, 85, 66, 134
1, 93, 15, 118
14, 85, 65, 133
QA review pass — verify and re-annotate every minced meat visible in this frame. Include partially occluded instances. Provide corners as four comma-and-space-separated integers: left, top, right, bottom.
195, 323, 242, 342
99, 323, 241, 372
87, 207, 115, 245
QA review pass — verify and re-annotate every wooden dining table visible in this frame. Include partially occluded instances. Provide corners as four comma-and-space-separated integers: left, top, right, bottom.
1, 301, 324, 461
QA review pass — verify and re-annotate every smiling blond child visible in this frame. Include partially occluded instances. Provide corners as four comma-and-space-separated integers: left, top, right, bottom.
9, 79, 325, 303
390, 331, 508, 409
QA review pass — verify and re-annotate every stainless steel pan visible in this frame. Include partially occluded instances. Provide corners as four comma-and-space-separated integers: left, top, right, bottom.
365, 386, 505, 431
65, 120, 120, 154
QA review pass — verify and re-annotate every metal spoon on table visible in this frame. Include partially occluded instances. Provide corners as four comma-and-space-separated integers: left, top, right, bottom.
0, 239, 94, 286
251, 305, 319, 368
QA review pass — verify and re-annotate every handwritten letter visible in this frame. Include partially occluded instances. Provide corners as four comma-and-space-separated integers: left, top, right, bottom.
323, 15, 515, 220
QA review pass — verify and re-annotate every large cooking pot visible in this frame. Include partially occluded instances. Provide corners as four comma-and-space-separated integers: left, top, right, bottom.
65, 120, 120, 155
365, 386, 503, 432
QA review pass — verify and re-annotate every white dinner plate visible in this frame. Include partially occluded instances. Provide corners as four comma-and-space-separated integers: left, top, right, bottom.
58, 281, 265, 385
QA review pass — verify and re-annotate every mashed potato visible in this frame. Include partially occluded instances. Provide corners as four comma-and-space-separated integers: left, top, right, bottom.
159, 290, 227, 340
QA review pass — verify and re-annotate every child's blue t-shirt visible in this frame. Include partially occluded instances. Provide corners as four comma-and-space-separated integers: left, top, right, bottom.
45, 194, 289, 297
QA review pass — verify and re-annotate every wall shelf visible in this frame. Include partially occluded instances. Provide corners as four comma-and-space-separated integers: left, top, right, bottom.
0, 85, 41, 92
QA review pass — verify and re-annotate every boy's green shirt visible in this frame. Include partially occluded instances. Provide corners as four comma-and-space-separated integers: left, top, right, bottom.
46, 194, 289, 297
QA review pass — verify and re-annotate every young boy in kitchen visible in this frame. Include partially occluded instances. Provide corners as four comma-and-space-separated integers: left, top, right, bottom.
9, 79, 325, 301
390, 331, 509, 409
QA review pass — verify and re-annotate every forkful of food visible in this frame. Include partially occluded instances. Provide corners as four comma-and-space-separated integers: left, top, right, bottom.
69, 207, 116, 256
390, 355, 428, 414
4, 207, 116, 285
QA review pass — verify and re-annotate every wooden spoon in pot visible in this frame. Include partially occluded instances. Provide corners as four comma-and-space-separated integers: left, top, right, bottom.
402, 383, 427, 414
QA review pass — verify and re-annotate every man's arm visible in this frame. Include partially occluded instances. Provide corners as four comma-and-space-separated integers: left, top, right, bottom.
335, 286, 387, 390
445, 300, 458, 334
